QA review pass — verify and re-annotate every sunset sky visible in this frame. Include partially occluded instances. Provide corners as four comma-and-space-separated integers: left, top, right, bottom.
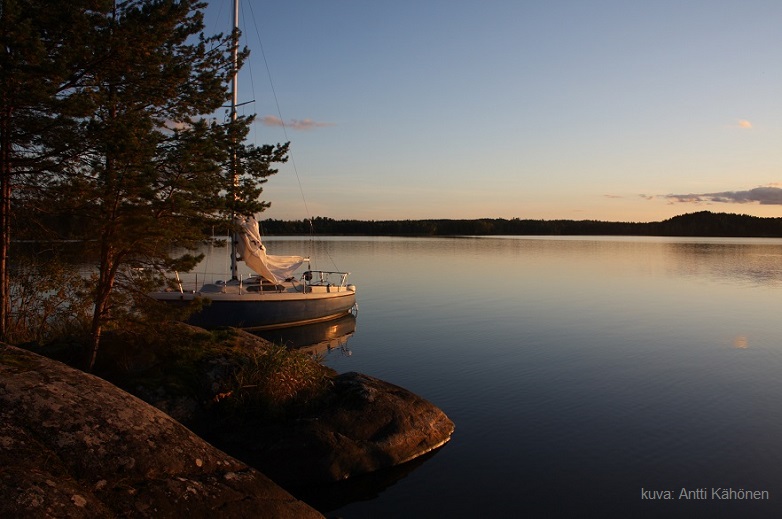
205, 0, 782, 222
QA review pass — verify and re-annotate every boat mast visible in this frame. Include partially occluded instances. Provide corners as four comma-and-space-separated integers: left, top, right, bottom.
230, 0, 239, 280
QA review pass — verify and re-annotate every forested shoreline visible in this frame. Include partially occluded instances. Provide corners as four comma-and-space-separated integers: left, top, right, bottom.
260, 211, 782, 237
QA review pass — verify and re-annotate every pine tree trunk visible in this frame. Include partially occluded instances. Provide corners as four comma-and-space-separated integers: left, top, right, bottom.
87, 238, 116, 372
0, 103, 11, 342
87, 312, 103, 372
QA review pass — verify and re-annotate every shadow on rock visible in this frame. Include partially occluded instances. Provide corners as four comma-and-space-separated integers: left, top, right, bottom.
207, 371, 455, 488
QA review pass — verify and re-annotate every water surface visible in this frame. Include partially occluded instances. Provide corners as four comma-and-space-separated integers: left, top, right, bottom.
256, 236, 782, 518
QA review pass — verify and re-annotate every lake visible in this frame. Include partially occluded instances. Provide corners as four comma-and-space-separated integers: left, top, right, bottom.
229, 235, 782, 518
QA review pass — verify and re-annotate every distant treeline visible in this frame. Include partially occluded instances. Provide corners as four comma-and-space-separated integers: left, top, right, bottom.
261, 211, 782, 238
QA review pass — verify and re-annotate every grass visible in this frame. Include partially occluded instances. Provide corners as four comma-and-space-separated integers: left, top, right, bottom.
26, 322, 336, 423
224, 342, 335, 418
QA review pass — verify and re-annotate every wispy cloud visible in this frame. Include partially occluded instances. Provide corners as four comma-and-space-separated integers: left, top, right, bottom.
664, 186, 782, 205
261, 115, 335, 131
738, 119, 753, 129
164, 120, 191, 131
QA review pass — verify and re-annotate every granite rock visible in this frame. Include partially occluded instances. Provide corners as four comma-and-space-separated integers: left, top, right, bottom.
0, 343, 322, 519
213, 371, 455, 486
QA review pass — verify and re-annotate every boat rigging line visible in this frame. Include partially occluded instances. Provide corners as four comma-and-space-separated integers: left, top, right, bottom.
241, 1, 341, 273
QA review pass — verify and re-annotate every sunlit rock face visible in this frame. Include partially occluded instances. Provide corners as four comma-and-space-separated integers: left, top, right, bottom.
214, 371, 455, 486
0, 344, 322, 519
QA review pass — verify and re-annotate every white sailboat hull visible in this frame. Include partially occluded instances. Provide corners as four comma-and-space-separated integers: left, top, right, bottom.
152, 282, 356, 330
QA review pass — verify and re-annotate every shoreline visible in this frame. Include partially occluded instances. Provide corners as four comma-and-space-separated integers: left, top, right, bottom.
1, 326, 454, 517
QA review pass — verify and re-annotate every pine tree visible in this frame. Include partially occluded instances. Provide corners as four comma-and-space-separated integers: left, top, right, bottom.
60, 0, 288, 370
0, 0, 105, 341
4, 0, 287, 368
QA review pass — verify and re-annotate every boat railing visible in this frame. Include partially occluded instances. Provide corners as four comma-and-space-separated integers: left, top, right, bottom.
302, 270, 353, 291
158, 269, 354, 294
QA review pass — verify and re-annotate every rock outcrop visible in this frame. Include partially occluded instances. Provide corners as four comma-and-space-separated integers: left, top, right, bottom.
0, 344, 322, 519
211, 371, 455, 487
96, 325, 455, 487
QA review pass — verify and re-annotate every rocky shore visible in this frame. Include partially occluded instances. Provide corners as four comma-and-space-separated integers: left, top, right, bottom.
0, 343, 321, 518
212, 371, 454, 488
0, 327, 454, 517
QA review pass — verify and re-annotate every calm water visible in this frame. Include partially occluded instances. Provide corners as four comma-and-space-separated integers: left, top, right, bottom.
254, 236, 782, 518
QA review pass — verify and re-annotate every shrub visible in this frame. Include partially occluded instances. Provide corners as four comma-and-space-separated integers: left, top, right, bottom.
226, 343, 334, 418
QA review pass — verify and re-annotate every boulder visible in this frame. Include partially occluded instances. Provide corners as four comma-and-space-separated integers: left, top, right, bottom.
212, 371, 455, 487
0, 344, 322, 519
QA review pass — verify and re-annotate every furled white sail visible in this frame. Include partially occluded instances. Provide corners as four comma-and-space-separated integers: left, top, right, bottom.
236, 216, 306, 283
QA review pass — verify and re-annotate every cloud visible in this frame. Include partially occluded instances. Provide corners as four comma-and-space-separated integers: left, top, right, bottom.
261, 115, 334, 131
738, 119, 753, 129
664, 186, 782, 205
164, 120, 191, 131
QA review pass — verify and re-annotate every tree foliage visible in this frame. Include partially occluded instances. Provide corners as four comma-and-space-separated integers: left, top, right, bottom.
3, 0, 288, 369
262, 212, 782, 238
0, 0, 105, 340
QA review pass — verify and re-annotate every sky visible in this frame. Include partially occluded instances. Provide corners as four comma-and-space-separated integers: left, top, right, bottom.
204, 0, 782, 222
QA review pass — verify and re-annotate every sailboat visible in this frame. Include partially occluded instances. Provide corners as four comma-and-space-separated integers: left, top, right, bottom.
150, 0, 356, 331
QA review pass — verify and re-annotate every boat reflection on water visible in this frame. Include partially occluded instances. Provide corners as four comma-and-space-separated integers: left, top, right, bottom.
251, 313, 357, 357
